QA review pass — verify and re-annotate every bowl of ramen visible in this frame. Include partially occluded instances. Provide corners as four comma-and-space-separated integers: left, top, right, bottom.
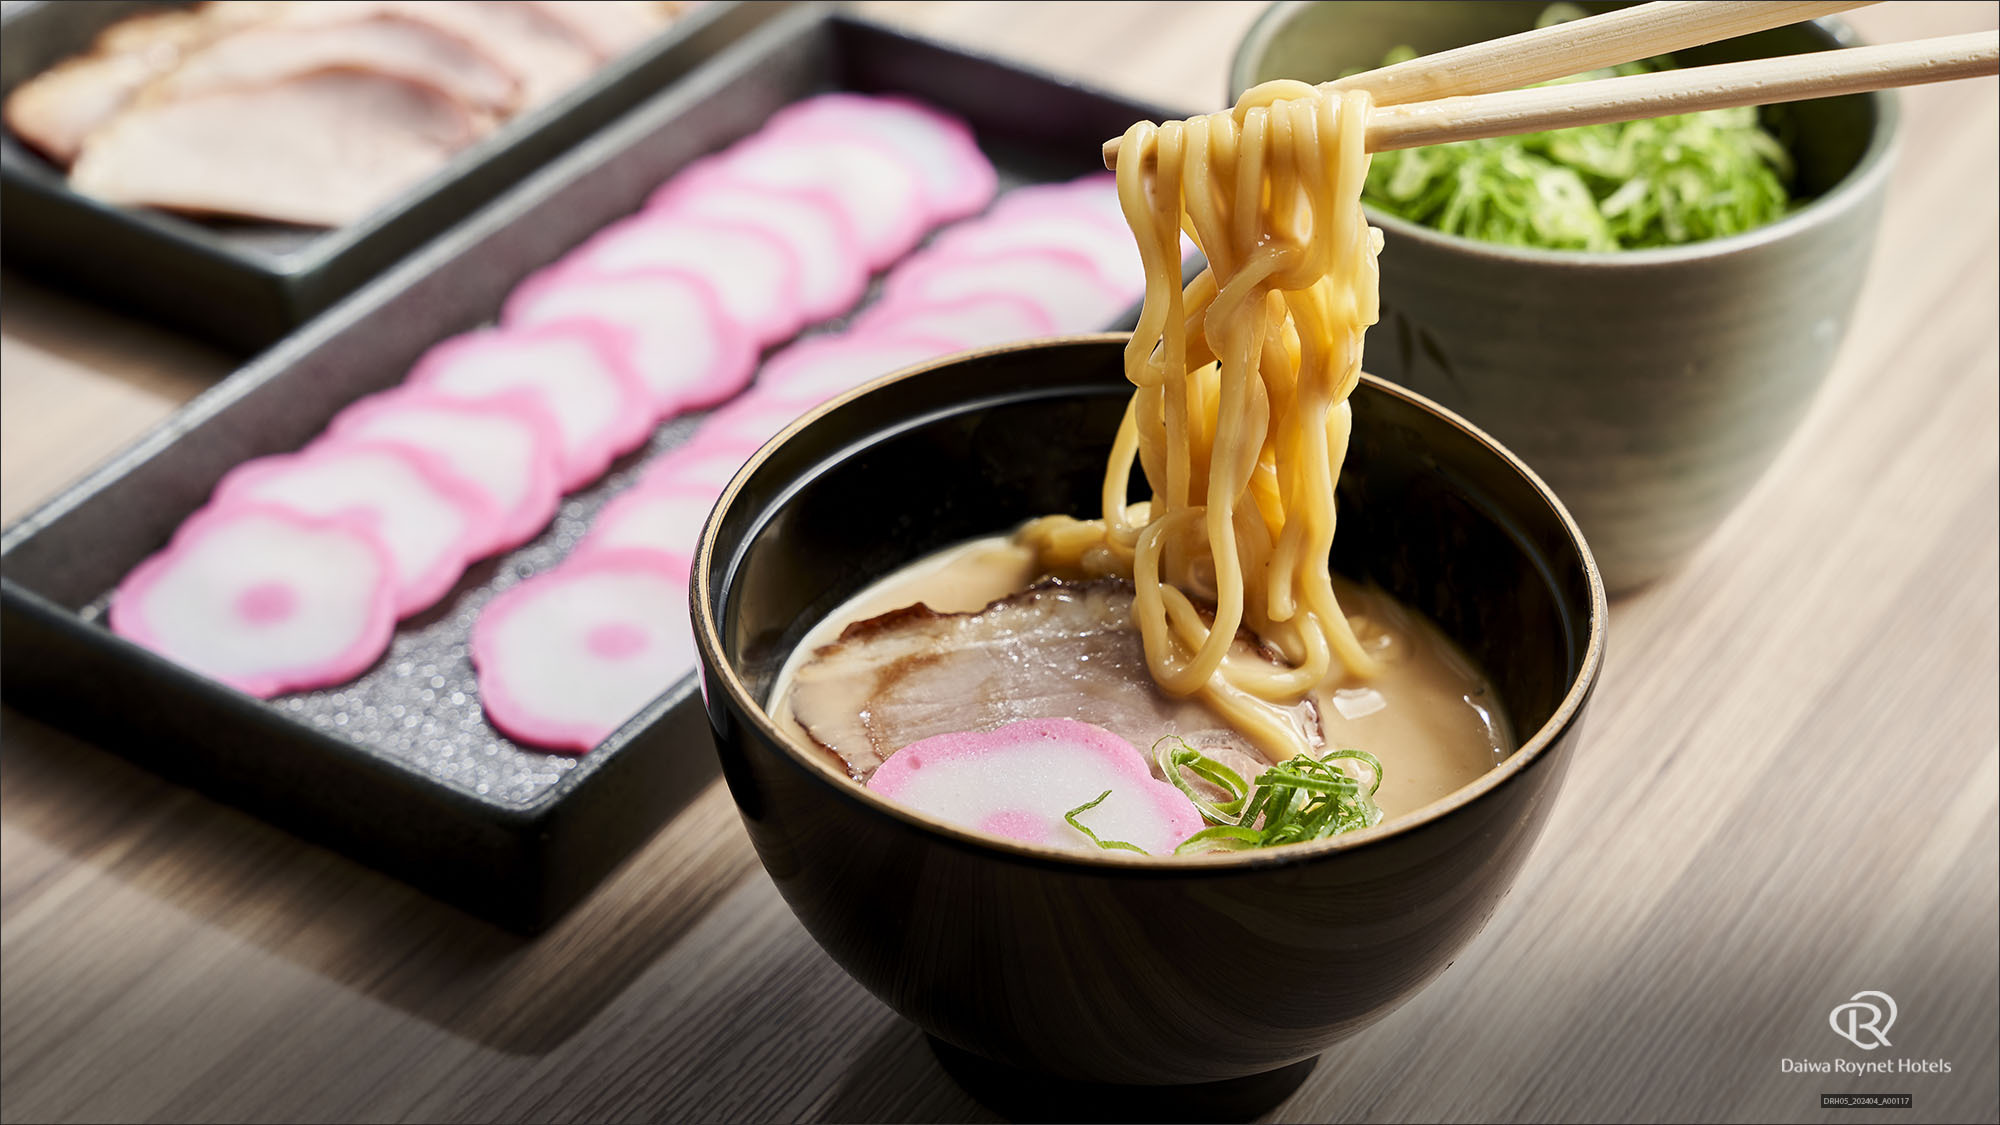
691, 340, 1605, 1100
1231, 0, 1898, 592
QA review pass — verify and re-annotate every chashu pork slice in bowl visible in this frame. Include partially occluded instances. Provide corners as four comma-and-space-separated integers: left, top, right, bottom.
785, 578, 1316, 787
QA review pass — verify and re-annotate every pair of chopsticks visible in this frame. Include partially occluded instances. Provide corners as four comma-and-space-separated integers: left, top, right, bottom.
1102, 0, 1998, 167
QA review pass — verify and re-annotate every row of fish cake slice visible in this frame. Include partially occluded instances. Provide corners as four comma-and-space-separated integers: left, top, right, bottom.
622, 172, 1150, 522
106, 94, 999, 743
474, 173, 1151, 750
466, 95, 1009, 750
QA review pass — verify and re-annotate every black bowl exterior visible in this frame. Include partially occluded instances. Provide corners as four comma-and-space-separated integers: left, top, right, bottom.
695, 338, 1603, 1085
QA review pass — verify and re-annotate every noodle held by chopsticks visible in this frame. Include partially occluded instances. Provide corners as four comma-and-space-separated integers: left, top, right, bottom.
1022, 83, 1384, 762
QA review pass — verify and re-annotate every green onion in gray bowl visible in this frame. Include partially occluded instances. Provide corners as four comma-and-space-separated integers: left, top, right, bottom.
1232, 0, 1898, 592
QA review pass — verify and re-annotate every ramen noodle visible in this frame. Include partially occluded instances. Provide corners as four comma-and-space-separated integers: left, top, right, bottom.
1021, 84, 1384, 763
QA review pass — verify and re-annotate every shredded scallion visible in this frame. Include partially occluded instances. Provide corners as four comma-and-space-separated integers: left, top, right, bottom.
1157, 737, 1386, 855
1064, 790, 1149, 854
1357, 4, 1795, 250
1154, 734, 1250, 822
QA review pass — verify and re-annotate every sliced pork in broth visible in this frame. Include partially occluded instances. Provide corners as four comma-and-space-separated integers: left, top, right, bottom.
786, 578, 1311, 784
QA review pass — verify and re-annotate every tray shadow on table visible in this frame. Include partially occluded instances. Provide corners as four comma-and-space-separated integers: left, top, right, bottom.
0, 270, 236, 386
0, 703, 758, 1056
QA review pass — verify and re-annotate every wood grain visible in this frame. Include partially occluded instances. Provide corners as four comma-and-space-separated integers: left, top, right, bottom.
2, 3, 1995, 1122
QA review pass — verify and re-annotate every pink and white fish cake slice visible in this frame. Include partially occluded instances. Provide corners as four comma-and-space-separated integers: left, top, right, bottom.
649, 169, 868, 322
636, 435, 763, 493
213, 441, 497, 618
472, 550, 697, 752
766, 94, 997, 222
991, 175, 1200, 265
326, 388, 564, 556
751, 332, 961, 409
868, 718, 1205, 856
692, 391, 814, 449
575, 481, 718, 562
405, 323, 653, 492
992, 173, 1125, 227
109, 502, 396, 698
882, 247, 1134, 333
505, 265, 755, 420
852, 293, 1057, 350
568, 212, 805, 346
931, 208, 1145, 291
712, 130, 926, 269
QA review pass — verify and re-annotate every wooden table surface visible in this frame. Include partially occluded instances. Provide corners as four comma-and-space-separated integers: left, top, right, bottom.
3, 3, 1996, 1122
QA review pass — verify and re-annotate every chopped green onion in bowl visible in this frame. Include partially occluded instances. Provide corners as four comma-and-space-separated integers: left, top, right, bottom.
1157, 736, 1386, 855
1358, 4, 1796, 251
1064, 789, 1151, 855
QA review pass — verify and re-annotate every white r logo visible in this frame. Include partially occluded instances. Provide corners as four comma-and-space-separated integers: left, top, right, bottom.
1830, 990, 1897, 1050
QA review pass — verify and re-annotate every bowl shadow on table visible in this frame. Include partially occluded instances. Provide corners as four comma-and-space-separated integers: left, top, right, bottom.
821, 1018, 1299, 1125
0, 700, 755, 1056
820, 1020, 1004, 1124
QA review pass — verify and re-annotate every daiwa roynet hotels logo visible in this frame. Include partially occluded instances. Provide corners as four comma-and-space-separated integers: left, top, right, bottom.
1831, 990, 1897, 1050
1780, 990, 1954, 1082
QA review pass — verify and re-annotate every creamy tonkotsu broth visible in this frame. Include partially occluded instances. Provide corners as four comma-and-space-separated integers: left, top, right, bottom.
768, 535, 1510, 821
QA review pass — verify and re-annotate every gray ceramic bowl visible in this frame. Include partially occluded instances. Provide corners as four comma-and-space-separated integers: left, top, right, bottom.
1231, 1, 1898, 592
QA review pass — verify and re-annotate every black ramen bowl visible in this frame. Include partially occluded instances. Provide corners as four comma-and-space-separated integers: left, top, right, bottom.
692, 336, 1606, 1113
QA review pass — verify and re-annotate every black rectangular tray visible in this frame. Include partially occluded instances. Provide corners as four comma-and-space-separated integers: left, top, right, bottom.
0, 0, 792, 353
0, 4, 1189, 934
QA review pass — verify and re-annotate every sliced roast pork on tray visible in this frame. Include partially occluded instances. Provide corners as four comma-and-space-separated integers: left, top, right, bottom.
69, 69, 482, 227
5, 0, 694, 226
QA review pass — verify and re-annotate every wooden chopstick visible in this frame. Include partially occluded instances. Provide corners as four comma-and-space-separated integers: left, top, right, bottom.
1364, 29, 1997, 152
1102, 29, 1998, 169
1101, 0, 1877, 168
1330, 0, 1878, 107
